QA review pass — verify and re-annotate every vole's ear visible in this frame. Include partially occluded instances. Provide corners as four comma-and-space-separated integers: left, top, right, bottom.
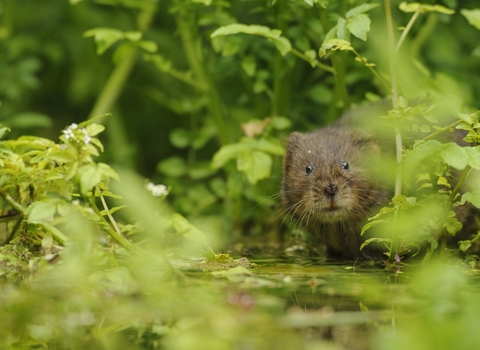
285, 132, 304, 149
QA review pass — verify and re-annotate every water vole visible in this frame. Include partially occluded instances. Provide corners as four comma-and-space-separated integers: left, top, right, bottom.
282, 115, 391, 260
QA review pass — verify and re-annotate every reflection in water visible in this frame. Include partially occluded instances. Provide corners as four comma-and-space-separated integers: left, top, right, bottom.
249, 257, 393, 350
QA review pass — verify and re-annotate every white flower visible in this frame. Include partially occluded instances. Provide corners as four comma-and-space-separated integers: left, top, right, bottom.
62, 128, 75, 139
69, 123, 78, 130
146, 182, 169, 197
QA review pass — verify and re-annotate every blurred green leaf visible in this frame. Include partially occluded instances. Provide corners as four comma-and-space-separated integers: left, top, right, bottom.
399, 2, 454, 14
461, 9, 480, 30
211, 24, 292, 55
170, 128, 190, 149
157, 156, 187, 177
346, 3, 379, 18
461, 191, 480, 208
26, 200, 58, 223
84, 28, 125, 55
347, 14, 371, 41
7, 113, 52, 129
237, 150, 272, 184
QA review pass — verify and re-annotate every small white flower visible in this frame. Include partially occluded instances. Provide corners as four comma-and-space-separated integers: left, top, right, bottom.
72, 199, 80, 205
69, 123, 78, 130
83, 135, 92, 144
62, 128, 75, 139
146, 182, 169, 197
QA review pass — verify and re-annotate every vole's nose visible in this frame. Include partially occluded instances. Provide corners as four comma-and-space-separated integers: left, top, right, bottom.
324, 184, 338, 198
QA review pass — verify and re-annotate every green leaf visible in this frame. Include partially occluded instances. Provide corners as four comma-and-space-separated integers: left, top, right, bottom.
203, 247, 217, 262
458, 240, 472, 252
124, 31, 142, 41
76, 163, 119, 195
85, 123, 105, 137
157, 156, 187, 177
461, 191, 480, 208
360, 220, 385, 236
403, 140, 443, 170
7, 112, 52, 129
237, 151, 272, 184
171, 213, 207, 245
83, 28, 125, 55
346, 3, 379, 18
137, 40, 158, 53
212, 143, 249, 169
77, 164, 102, 195
26, 201, 58, 223
440, 142, 467, 170
465, 147, 480, 170
461, 9, 480, 30
397, 96, 408, 109
445, 217, 462, 236
360, 237, 391, 250
347, 14, 371, 41
399, 2, 455, 15
241, 56, 256, 77
0, 127, 10, 139
319, 39, 353, 57
192, 0, 213, 5
271, 117, 292, 130
169, 128, 190, 149
211, 24, 292, 56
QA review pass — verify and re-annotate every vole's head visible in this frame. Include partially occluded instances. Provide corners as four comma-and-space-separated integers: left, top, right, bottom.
282, 127, 383, 224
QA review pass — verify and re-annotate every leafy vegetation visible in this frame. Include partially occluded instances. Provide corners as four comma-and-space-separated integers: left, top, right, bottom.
1, 0, 480, 348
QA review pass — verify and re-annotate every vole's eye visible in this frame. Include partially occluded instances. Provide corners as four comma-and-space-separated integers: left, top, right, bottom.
306, 165, 313, 174
342, 161, 349, 170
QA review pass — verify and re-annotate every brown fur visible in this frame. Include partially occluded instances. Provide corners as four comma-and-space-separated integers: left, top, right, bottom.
282, 122, 390, 260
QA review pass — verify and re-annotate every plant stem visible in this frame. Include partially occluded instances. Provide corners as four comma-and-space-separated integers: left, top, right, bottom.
98, 188, 124, 239
331, 52, 351, 110
411, 13, 438, 59
421, 120, 463, 142
0, 185, 26, 213
173, 4, 228, 145
384, 0, 402, 263
290, 48, 336, 74
88, 48, 138, 122
88, 189, 136, 252
396, 9, 420, 52
351, 48, 393, 95
2, 218, 23, 245
88, 3, 157, 122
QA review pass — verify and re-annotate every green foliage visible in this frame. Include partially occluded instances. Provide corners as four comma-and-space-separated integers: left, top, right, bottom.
1, 0, 480, 348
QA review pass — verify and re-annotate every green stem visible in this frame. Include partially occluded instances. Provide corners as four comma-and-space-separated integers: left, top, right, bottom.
88, 3, 157, 122
88, 48, 138, 122
351, 48, 393, 95
384, 0, 402, 264
0, 185, 25, 213
38, 222, 68, 246
98, 188, 124, 240
173, 4, 228, 145
2, 218, 23, 245
396, 9, 420, 52
331, 52, 351, 110
411, 13, 438, 59
290, 48, 336, 74
0, 213, 22, 223
88, 189, 136, 252
421, 120, 463, 142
